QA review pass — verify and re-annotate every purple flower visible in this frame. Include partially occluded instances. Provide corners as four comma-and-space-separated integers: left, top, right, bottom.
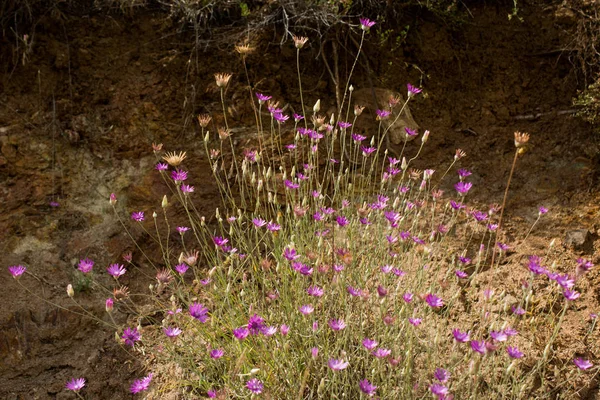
299, 304, 314, 315
497, 242, 510, 251
262, 326, 277, 336
107, 263, 126, 278
457, 168, 472, 178
130, 374, 152, 394
267, 222, 281, 232
507, 346, 524, 359
189, 302, 209, 322
538, 206, 548, 215
336, 215, 349, 227
359, 17, 376, 30
210, 349, 224, 359
255, 93, 272, 103
131, 212, 145, 222
347, 286, 362, 297
403, 292, 414, 303
405, 127, 418, 137
362, 338, 378, 350
429, 383, 449, 397
171, 169, 188, 182
105, 298, 114, 313
283, 179, 300, 190
163, 327, 182, 337
497, 326, 514, 337
273, 112, 289, 123
329, 319, 346, 331
455, 270, 468, 279
253, 218, 267, 228
359, 379, 377, 396
307, 285, 324, 297
280, 324, 290, 335
352, 133, 366, 142
372, 348, 392, 358
574, 357, 593, 370
8, 265, 26, 279
181, 184, 194, 193
449, 200, 465, 210
65, 378, 86, 392
49, 201, 60, 207
409, 318, 422, 326
511, 306, 525, 318
122, 327, 141, 346
563, 289, 580, 301
361, 146, 377, 156
207, 389, 217, 398
434, 368, 450, 383
294, 113, 304, 121
328, 358, 349, 370
490, 331, 508, 342
452, 329, 470, 343
233, 327, 250, 340
470, 340, 487, 354
175, 263, 189, 275
213, 236, 229, 247
309, 347, 319, 359
377, 285, 388, 297
454, 181, 473, 196
556, 274, 574, 289
248, 314, 266, 335
338, 121, 352, 129
77, 258, 94, 273
155, 162, 168, 171
407, 83, 422, 97
283, 247, 299, 261
426, 293, 444, 308
246, 378, 263, 394
376, 109, 391, 119
393, 269, 406, 277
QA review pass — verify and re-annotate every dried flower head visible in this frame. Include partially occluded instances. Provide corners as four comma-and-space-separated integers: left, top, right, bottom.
292, 34, 309, 49
162, 151, 187, 166
354, 105, 365, 116
152, 142, 163, 152
197, 114, 212, 128
454, 148, 467, 160
388, 95, 401, 108
156, 269, 173, 285
113, 286, 130, 300
218, 127, 231, 140
514, 131, 530, 148
235, 43, 254, 56
214, 73, 232, 88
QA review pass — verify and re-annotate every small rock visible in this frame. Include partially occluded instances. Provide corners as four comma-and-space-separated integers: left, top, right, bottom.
564, 229, 594, 253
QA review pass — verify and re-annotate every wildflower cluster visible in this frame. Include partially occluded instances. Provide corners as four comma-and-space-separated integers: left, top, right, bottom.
7, 17, 596, 398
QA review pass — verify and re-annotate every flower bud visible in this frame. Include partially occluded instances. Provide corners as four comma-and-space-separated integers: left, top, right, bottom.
313, 99, 321, 113
106, 298, 114, 313
422, 130, 430, 143
109, 193, 117, 205
67, 284, 74, 298
161, 195, 168, 208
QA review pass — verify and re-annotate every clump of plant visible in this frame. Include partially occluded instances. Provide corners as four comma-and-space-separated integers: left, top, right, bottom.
9, 16, 598, 399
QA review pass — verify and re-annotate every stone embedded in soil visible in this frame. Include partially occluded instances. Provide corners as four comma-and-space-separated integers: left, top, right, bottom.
563, 229, 595, 253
